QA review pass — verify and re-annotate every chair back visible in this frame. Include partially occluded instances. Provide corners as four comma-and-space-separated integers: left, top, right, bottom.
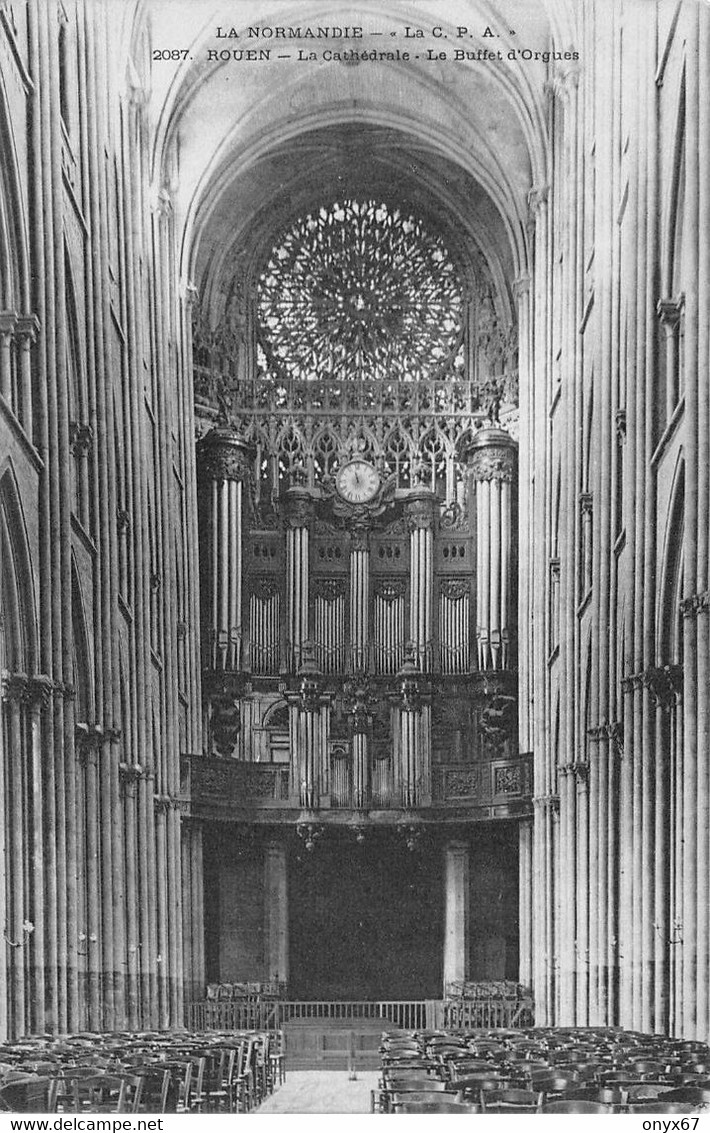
542, 1099, 614, 1113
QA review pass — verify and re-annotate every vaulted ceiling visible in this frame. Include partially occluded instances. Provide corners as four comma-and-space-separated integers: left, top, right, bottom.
121, 0, 575, 322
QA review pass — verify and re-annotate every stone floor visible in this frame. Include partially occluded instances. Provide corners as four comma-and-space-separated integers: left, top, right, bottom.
256, 1070, 380, 1113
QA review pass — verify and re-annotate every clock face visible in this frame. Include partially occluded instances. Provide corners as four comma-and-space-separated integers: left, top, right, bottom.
335, 460, 381, 504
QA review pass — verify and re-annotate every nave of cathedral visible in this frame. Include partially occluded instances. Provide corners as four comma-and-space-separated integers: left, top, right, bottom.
0, 0, 709, 1054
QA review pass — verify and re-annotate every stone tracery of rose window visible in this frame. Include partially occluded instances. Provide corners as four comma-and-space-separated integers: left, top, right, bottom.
257, 199, 465, 385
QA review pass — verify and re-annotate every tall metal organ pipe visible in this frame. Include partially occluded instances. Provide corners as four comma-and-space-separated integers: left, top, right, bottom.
464, 428, 517, 671
405, 493, 437, 672
393, 653, 430, 807
198, 429, 254, 671
287, 661, 328, 808
284, 488, 314, 672
349, 524, 370, 673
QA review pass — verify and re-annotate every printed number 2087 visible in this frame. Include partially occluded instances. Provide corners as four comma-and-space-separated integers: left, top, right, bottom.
152, 49, 191, 60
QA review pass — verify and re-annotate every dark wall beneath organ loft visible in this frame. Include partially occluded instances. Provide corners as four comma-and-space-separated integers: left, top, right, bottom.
469, 823, 519, 981
203, 828, 265, 983
289, 831, 443, 1001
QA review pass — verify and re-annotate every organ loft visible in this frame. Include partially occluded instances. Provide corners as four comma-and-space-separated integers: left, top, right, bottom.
188, 199, 526, 998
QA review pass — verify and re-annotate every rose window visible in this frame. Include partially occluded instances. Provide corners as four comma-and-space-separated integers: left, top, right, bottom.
257, 200, 464, 383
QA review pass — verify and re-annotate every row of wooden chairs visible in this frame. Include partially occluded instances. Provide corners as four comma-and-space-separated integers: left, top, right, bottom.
373, 1026, 710, 1113
0, 1028, 284, 1113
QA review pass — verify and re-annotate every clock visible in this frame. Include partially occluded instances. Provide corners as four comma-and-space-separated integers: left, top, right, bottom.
335, 460, 381, 505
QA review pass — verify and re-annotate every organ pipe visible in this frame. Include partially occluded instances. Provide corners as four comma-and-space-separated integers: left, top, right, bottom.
349, 690, 370, 810
284, 488, 314, 672
198, 429, 254, 672
405, 493, 436, 672
314, 581, 346, 674
374, 582, 405, 675
287, 652, 329, 808
463, 428, 517, 670
249, 584, 280, 676
393, 653, 429, 807
349, 525, 370, 672
439, 582, 471, 674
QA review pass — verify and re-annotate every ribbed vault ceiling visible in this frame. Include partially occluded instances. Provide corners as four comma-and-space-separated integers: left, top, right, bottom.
127, 0, 565, 319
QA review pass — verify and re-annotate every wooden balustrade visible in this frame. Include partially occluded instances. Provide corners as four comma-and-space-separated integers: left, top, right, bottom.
187, 995, 534, 1033
188, 999, 438, 1032
180, 752, 533, 816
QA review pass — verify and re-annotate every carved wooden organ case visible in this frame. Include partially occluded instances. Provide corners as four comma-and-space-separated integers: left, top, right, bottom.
193, 197, 519, 814
198, 426, 518, 813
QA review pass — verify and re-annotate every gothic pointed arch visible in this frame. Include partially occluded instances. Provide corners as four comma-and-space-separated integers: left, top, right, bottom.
0, 466, 37, 675
0, 74, 30, 311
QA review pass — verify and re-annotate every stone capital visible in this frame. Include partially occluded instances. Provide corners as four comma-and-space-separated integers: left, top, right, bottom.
15, 314, 40, 346
0, 312, 17, 340
643, 664, 683, 710
119, 761, 143, 797
70, 421, 94, 458
1, 670, 28, 703
656, 295, 684, 334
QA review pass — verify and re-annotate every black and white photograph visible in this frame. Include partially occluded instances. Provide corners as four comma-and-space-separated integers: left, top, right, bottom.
0, 0, 709, 1119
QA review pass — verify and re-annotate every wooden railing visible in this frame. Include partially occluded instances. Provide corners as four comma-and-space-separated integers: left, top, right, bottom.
181, 752, 533, 816
281, 1000, 436, 1031
187, 999, 441, 1032
444, 996, 534, 1030
189, 998, 281, 1031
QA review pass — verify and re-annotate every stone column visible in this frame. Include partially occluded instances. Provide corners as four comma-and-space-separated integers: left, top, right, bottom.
264, 843, 289, 986
0, 312, 15, 404
15, 315, 39, 440
518, 818, 534, 990
443, 841, 469, 994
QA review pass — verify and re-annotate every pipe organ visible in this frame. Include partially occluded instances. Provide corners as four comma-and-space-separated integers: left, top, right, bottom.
198, 424, 518, 814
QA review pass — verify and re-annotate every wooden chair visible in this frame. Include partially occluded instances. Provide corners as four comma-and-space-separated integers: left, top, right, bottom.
481, 1087, 543, 1113
392, 1098, 480, 1113
565, 1085, 626, 1109
0, 1076, 55, 1113
542, 1099, 614, 1113
627, 1101, 698, 1114
532, 1072, 581, 1095
136, 1069, 175, 1113
658, 1086, 710, 1106
233, 1042, 255, 1113
71, 1073, 142, 1113
267, 1030, 286, 1088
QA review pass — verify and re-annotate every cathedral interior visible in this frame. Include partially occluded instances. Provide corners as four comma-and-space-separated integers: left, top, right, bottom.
0, 0, 709, 1049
